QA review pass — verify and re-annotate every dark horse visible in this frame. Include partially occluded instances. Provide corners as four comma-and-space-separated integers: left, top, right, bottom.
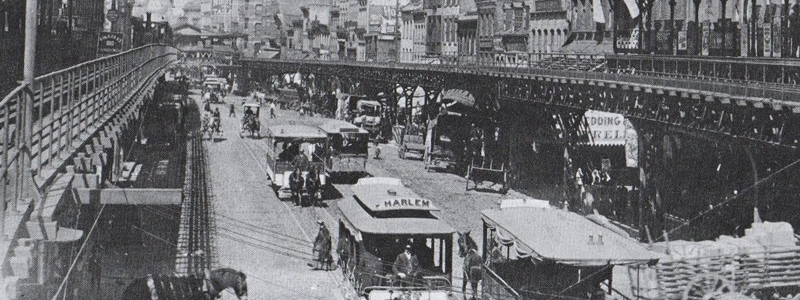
458, 231, 483, 300
305, 168, 320, 207
289, 168, 304, 206
121, 268, 248, 300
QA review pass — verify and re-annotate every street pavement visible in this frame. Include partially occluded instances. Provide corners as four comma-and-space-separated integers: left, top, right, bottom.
201, 93, 633, 299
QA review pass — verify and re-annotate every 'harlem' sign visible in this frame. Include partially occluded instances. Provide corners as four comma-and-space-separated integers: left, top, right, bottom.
376, 198, 437, 211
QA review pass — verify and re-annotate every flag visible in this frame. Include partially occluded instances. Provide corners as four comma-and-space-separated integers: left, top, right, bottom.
622, 0, 641, 19
594, 0, 606, 43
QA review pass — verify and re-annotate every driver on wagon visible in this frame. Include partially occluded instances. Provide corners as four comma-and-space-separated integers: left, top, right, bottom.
392, 244, 421, 287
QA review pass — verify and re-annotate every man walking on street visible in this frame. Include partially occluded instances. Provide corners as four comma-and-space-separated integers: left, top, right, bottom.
88, 247, 102, 296
309, 220, 333, 270
229, 102, 236, 117
270, 101, 277, 118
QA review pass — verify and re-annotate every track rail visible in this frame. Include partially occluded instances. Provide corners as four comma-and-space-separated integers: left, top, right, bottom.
175, 100, 217, 275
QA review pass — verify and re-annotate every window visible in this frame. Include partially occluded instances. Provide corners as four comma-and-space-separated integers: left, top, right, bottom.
231, 22, 239, 31
244, 18, 249, 29
255, 4, 263, 11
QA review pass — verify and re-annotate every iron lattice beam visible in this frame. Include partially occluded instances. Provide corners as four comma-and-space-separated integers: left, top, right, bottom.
243, 59, 800, 149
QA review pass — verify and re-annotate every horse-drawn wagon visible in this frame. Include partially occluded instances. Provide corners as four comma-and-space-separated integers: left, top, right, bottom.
629, 220, 800, 300
478, 201, 662, 300
264, 124, 328, 204
318, 120, 369, 180
337, 177, 456, 300
394, 125, 426, 160
276, 87, 301, 110
240, 103, 261, 138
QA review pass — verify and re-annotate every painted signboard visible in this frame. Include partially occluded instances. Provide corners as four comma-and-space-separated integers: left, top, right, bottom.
97, 32, 123, 55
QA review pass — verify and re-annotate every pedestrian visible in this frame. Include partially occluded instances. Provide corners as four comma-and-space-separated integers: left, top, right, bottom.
88, 247, 102, 294
309, 220, 333, 270
270, 101, 276, 118
229, 102, 236, 117
213, 108, 222, 132
373, 138, 381, 159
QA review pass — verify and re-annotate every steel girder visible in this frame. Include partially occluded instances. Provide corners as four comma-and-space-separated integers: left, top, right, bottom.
242, 59, 800, 149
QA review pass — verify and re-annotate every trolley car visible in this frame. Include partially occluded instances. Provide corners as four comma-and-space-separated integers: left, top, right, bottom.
337, 177, 455, 300
318, 120, 369, 180
480, 201, 661, 300
264, 124, 327, 199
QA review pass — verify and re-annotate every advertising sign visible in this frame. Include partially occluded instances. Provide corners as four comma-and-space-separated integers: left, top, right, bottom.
584, 110, 627, 146
764, 26, 772, 57
678, 31, 688, 51
97, 32, 123, 55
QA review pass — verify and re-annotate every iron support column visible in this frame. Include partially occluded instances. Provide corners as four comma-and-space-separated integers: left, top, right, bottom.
20, 0, 39, 217
694, 0, 703, 55
721, 0, 728, 56
670, 0, 677, 54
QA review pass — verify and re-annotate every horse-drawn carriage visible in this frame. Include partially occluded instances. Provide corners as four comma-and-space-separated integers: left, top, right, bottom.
318, 120, 369, 180
464, 123, 509, 193
478, 200, 662, 300
264, 124, 328, 205
240, 103, 261, 138
337, 177, 456, 300
276, 87, 301, 110
394, 124, 426, 160
201, 109, 221, 140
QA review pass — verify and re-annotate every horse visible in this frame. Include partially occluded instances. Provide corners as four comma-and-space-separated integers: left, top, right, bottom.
289, 168, 304, 206
241, 114, 259, 137
121, 268, 248, 300
305, 168, 320, 207
458, 231, 483, 300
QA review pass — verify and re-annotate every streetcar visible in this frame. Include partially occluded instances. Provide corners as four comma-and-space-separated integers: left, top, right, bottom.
337, 177, 455, 300
480, 200, 662, 300
318, 120, 369, 180
264, 124, 328, 199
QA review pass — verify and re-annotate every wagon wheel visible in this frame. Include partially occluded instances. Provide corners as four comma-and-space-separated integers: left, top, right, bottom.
682, 274, 739, 300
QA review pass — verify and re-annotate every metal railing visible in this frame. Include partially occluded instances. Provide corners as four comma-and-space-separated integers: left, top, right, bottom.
0, 44, 178, 207
250, 54, 800, 107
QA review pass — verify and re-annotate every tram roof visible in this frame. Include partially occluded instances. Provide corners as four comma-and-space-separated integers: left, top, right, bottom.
337, 178, 454, 236
482, 207, 662, 266
318, 120, 369, 134
266, 124, 327, 139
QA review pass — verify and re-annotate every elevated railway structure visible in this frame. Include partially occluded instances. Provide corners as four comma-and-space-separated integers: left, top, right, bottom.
5, 46, 800, 298
243, 55, 800, 243
0, 45, 179, 298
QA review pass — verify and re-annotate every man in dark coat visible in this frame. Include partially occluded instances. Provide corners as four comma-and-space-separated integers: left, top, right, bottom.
310, 220, 332, 270
392, 244, 421, 286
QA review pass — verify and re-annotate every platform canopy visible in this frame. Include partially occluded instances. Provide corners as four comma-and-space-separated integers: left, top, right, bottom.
482, 206, 662, 266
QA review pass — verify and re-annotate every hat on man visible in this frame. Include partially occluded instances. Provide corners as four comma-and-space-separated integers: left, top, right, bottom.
405, 244, 412, 250
317, 220, 324, 225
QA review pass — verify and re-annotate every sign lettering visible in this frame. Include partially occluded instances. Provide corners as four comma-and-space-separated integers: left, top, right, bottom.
584, 110, 627, 146
97, 32, 123, 55
383, 198, 430, 208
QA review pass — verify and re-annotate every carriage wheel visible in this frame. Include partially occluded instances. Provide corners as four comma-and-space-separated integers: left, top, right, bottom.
681, 274, 739, 300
